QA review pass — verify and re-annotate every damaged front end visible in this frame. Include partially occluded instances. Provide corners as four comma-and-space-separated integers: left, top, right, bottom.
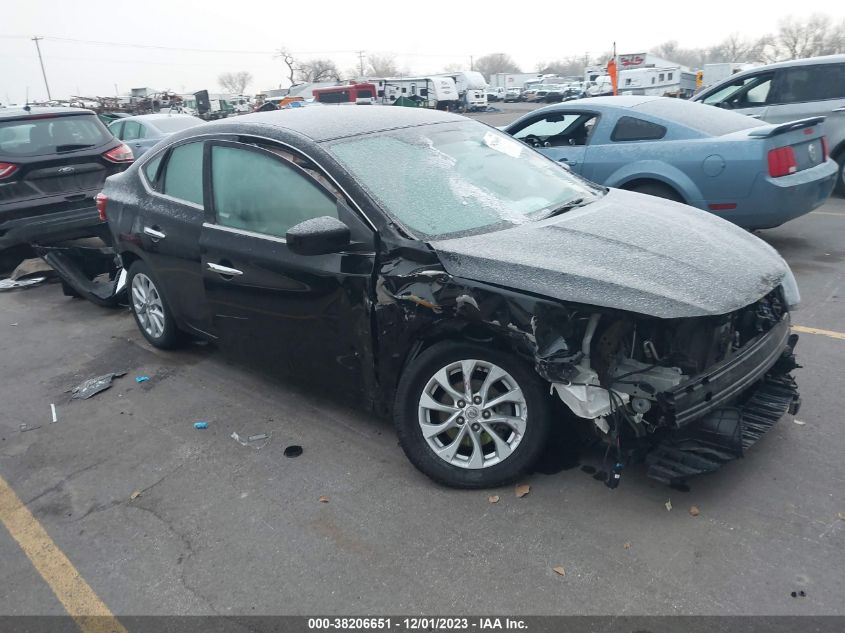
33, 240, 127, 307
546, 287, 800, 487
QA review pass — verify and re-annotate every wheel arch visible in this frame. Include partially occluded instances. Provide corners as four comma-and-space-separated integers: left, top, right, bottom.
606, 161, 703, 205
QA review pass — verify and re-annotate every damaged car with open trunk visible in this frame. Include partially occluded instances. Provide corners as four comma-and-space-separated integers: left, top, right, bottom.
97, 107, 801, 489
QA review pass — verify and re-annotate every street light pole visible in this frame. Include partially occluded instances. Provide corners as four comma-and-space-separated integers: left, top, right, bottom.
32, 36, 52, 101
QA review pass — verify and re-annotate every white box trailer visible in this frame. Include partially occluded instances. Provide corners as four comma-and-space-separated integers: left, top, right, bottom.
367, 76, 459, 109
434, 71, 488, 109
488, 73, 544, 90
702, 62, 757, 89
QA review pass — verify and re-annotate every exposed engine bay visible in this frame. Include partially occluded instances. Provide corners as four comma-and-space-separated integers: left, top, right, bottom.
550, 287, 800, 487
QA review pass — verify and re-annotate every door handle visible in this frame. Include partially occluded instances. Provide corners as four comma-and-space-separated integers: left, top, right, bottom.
143, 226, 166, 240
207, 262, 243, 277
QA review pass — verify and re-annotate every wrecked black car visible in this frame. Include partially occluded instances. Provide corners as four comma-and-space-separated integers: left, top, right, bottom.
99, 107, 801, 489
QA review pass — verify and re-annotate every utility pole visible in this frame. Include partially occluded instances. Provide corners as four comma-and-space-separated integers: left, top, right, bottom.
356, 50, 366, 77
32, 36, 52, 101
470, 55, 474, 71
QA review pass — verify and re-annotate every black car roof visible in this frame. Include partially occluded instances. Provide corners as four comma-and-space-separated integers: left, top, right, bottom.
0, 106, 96, 122
208, 106, 464, 142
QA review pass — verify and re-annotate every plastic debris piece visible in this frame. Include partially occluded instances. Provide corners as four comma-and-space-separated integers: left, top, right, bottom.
231, 431, 271, 450
0, 276, 47, 291
10, 258, 54, 281
515, 484, 530, 498
19, 423, 41, 432
135, 376, 150, 383
50, 404, 57, 424
552, 566, 566, 577
318, 496, 329, 503
793, 419, 806, 426
623, 542, 631, 550
689, 505, 701, 517
10, 323, 17, 326
130, 491, 141, 500
665, 500, 673, 511
194, 421, 209, 430
488, 495, 500, 504
838, 512, 845, 521
71, 371, 127, 400
284, 445, 303, 458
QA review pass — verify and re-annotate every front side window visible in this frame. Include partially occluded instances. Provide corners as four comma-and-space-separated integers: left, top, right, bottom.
328, 121, 597, 240
512, 113, 598, 147
163, 141, 204, 206
702, 72, 774, 108
611, 116, 667, 142
211, 145, 338, 239
123, 121, 143, 141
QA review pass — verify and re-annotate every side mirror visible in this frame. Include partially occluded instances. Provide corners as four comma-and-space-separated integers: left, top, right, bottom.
286, 216, 350, 256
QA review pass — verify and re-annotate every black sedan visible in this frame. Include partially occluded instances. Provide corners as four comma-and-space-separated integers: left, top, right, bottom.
100, 107, 802, 489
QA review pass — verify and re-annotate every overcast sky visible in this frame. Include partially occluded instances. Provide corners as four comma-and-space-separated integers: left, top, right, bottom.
2, 0, 844, 103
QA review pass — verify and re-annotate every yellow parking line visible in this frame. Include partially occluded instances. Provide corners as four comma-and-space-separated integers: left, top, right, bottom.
810, 211, 845, 217
0, 475, 128, 633
793, 325, 845, 341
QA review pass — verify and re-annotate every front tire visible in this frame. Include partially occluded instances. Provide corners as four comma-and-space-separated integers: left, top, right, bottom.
394, 342, 552, 488
127, 260, 180, 349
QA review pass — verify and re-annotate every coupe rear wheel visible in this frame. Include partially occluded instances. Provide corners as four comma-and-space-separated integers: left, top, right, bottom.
626, 181, 684, 203
394, 342, 551, 488
128, 260, 180, 349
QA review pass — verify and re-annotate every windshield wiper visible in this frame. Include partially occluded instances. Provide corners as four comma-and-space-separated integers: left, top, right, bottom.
56, 144, 95, 152
542, 197, 590, 219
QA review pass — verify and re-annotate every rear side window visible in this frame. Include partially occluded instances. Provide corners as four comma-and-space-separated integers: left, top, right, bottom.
210, 144, 337, 239
634, 99, 764, 136
163, 142, 204, 206
109, 121, 124, 139
0, 114, 111, 157
774, 64, 845, 103
143, 153, 164, 190
122, 121, 144, 141
611, 116, 667, 142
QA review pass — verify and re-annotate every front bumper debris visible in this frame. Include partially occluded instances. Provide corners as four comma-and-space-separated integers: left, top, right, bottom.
645, 333, 800, 485
34, 241, 126, 307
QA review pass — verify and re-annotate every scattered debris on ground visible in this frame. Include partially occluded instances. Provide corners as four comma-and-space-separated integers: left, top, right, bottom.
838, 512, 845, 521
791, 590, 807, 598
135, 376, 150, 383
552, 566, 566, 577
689, 505, 701, 517
623, 542, 631, 549
793, 419, 806, 425
284, 445, 303, 458
231, 431, 271, 450
194, 421, 209, 430
515, 484, 530, 498
11, 258, 55, 281
0, 276, 47, 291
665, 500, 673, 511
319, 496, 329, 503
50, 404, 57, 424
19, 423, 41, 433
130, 491, 141, 500
71, 371, 127, 400
488, 495, 500, 504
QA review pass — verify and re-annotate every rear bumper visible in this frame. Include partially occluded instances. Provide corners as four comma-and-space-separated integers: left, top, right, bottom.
707, 158, 838, 229
0, 204, 108, 250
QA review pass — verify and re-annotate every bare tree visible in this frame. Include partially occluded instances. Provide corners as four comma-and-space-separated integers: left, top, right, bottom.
474, 53, 521, 81
297, 59, 341, 83
367, 54, 399, 76
536, 56, 585, 76
276, 47, 299, 86
770, 14, 845, 60
218, 71, 253, 94
442, 62, 465, 73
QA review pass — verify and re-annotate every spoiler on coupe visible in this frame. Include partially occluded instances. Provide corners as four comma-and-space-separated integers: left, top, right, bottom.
747, 116, 826, 138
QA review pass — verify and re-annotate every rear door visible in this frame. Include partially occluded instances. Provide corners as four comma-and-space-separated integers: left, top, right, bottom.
139, 140, 210, 333
199, 139, 376, 394
764, 63, 845, 148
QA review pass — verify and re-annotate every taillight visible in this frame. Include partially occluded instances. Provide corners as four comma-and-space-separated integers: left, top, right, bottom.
103, 143, 134, 163
0, 162, 18, 179
821, 136, 829, 160
96, 192, 108, 222
768, 147, 797, 178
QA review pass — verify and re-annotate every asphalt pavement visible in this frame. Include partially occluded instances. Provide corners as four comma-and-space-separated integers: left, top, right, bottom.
0, 105, 843, 617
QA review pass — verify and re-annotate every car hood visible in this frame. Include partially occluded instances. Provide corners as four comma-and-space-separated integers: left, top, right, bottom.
430, 189, 788, 318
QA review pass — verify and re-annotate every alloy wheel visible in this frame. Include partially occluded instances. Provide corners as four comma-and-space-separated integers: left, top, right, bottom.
131, 273, 165, 339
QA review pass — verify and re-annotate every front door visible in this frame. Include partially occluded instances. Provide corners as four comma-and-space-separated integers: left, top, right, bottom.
199, 139, 376, 396
699, 70, 776, 119
508, 112, 597, 174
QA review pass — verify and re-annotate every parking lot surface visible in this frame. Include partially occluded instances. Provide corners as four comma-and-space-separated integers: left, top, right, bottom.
1, 105, 844, 616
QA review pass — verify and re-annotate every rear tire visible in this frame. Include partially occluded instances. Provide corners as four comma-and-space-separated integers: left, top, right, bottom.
127, 260, 180, 349
394, 341, 552, 488
625, 181, 684, 203
835, 153, 845, 196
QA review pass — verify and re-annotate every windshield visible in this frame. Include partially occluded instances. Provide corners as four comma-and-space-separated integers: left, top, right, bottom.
0, 114, 111, 157
151, 116, 203, 133
328, 121, 597, 240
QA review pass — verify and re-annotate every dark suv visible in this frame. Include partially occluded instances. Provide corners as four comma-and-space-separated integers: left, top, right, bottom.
0, 107, 134, 252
